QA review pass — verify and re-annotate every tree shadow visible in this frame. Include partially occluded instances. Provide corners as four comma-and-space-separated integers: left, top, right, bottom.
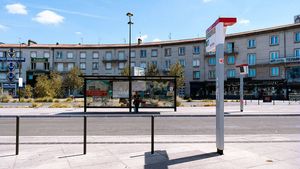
58, 153, 84, 158
144, 150, 220, 169
0, 154, 15, 158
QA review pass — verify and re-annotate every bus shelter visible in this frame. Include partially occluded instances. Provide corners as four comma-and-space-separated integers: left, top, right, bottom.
81, 75, 177, 112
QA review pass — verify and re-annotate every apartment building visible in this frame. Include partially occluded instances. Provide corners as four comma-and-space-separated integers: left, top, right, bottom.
0, 23, 300, 99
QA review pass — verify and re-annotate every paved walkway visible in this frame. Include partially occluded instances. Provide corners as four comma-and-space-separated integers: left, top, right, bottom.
0, 101, 300, 116
1, 134, 300, 169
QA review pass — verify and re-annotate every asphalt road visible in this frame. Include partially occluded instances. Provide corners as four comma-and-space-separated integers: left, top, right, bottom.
0, 116, 299, 136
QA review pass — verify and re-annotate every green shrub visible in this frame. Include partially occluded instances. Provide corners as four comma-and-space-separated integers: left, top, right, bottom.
35, 97, 53, 102
49, 103, 71, 108
30, 102, 42, 108
176, 101, 181, 107
0, 94, 12, 103
12, 100, 17, 103
65, 97, 73, 102
54, 99, 60, 103
20, 98, 25, 102
187, 98, 192, 102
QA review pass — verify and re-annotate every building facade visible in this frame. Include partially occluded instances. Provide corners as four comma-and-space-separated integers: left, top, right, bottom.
0, 23, 300, 99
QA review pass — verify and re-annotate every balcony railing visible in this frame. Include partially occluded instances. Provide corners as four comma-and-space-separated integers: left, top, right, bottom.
102, 57, 128, 63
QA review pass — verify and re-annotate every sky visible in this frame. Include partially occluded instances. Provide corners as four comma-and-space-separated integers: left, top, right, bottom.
0, 0, 299, 44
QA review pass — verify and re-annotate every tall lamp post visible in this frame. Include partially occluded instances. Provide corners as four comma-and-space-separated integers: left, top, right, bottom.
127, 12, 133, 112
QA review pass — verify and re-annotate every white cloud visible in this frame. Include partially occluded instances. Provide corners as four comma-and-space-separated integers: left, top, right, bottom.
0, 24, 8, 31
203, 0, 213, 3
239, 19, 250, 25
75, 31, 82, 35
33, 10, 64, 25
153, 38, 161, 42
5, 3, 28, 15
138, 34, 148, 41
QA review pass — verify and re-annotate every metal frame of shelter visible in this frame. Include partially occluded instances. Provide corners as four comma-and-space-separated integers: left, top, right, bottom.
81, 75, 177, 112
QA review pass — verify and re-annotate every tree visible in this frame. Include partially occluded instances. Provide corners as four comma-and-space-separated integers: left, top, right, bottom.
121, 65, 130, 76
34, 74, 53, 98
63, 67, 83, 96
34, 72, 63, 98
50, 72, 63, 98
146, 63, 160, 76
168, 62, 184, 90
24, 85, 33, 98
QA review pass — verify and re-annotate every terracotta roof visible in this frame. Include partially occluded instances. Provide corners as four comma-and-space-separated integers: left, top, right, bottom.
0, 23, 299, 49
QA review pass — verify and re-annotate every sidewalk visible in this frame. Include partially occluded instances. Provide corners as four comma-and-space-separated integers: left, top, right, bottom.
0, 102, 300, 116
1, 134, 299, 169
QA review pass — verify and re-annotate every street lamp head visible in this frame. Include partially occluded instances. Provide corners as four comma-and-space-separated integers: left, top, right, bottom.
126, 12, 133, 17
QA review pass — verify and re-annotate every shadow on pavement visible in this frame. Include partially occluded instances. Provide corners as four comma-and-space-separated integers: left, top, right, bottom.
0, 154, 15, 158
144, 150, 219, 169
58, 153, 85, 158
56, 111, 161, 116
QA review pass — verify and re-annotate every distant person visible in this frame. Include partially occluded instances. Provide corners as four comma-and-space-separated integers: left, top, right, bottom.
133, 94, 141, 113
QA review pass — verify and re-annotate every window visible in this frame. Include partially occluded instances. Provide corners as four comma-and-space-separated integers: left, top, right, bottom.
118, 62, 125, 69
192, 59, 200, 67
44, 62, 49, 70
67, 63, 74, 71
165, 48, 171, 56
152, 60, 158, 66
67, 52, 73, 59
80, 52, 86, 59
44, 52, 50, 58
105, 52, 112, 60
248, 39, 256, 48
118, 51, 125, 60
140, 62, 147, 68
270, 67, 279, 76
227, 55, 235, 65
31, 62, 36, 70
270, 35, 279, 45
178, 47, 185, 56
247, 54, 256, 65
208, 57, 216, 65
295, 32, 300, 42
56, 51, 63, 59
179, 59, 186, 67
165, 60, 171, 69
248, 68, 256, 77
227, 69, 236, 78
208, 70, 216, 79
92, 52, 99, 59
105, 63, 112, 69
80, 62, 86, 70
92, 62, 99, 70
151, 49, 158, 57
226, 42, 234, 53
140, 50, 147, 58
0, 52, 3, 57
57, 63, 63, 71
193, 71, 200, 80
131, 62, 136, 67
295, 48, 300, 57
30, 51, 37, 58
270, 51, 279, 60
15, 51, 21, 58
130, 51, 136, 58
0, 73, 6, 80
193, 46, 200, 54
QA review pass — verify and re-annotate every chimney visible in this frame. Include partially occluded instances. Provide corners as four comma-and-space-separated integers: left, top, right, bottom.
138, 38, 142, 45
27, 39, 37, 46
294, 15, 300, 24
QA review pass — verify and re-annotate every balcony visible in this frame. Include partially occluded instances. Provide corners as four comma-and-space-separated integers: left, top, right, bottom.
102, 57, 128, 63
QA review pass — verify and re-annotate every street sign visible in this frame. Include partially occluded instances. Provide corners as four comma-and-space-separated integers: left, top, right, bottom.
7, 72, 15, 82
19, 78, 23, 87
7, 48, 16, 57
206, 17, 237, 155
